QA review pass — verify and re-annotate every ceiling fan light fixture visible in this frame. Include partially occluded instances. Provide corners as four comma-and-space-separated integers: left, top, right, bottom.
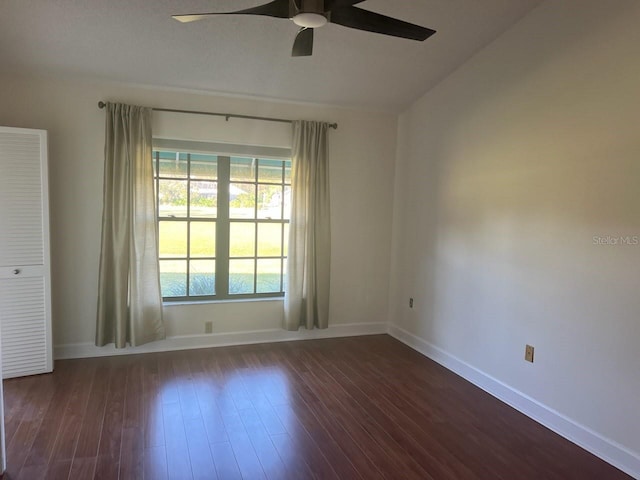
292, 12, 327, 29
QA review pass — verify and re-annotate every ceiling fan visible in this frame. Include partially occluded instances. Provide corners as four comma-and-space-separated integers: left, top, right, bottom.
173, 0, 436, 57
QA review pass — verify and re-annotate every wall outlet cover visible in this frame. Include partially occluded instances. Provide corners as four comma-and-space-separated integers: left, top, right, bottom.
525, 344, 535, 363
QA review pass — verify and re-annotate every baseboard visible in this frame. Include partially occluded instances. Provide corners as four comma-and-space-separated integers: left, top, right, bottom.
54, 322, 388, 360
387, 324, 640, 480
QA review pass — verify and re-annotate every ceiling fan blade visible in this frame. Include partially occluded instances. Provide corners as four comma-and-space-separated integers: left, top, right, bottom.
329, 6, 436, 41
173, 0, 290, 23
325, 0, 365, 11
292, 27, 314, 57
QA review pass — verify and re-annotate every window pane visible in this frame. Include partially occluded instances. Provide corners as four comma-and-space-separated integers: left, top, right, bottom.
283, 186, 291, 220
229, 223, 255, 258
283, 223, 289, 257
160, 260, 187, 297
159, 179, 188, 217
190, 154, 218, 180
190, 222, 216, 257
229, 259, 255, 295
257, 223, 282, 257
189, 260, 215, 296
159, 221, 187, 258
229, 183, 255, 219
230, 157, 256, 182
257, 259, 282, 294
284, 161, 292, 184
258, 185, 283, 220
283, 259, 288, 292
258, 159, 284, 183
191, 181, 217, 218
158, 151, 188, 178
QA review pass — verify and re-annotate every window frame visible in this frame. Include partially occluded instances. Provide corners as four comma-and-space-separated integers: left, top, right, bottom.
153, 140, 291, 303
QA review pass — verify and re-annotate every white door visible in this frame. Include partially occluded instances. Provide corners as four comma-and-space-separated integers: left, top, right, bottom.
0, 127, 52, 379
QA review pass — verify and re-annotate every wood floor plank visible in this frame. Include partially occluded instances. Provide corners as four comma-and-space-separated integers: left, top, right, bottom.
73, 364, 112, 459
336, 340, 563, 479
314, 346, 478, 479
25, 371, 78, 466
2, 376, 37, 447
119, 426, 144, 480
49, 361, 96, 468
275, 402, 350, 479
333, 354, 489, 478
68, 456, 97, 479
299, 367, 423, 480
300, 349, 432, 479
123, 359, 144, 429
183, 417, 218, 480
5, 374, 56, 477
194, 385, 229, 444
162, 401, 193, 480
143, 446, 168, 480
141, 354, 165, 449
2, 335, 633, 480
210, 442, 242, 480
157, 352, 180, 405
45, 459, 73, 480
237, 407, 289, 480
173, 352, 203, 421
221, 410, 267, 480
270, 433, 314, 480
227, 431, 268, 480
267, 400, 337, 479
286, 368, 384, 480
15, 463, 47, 480
93, 361, 128, 480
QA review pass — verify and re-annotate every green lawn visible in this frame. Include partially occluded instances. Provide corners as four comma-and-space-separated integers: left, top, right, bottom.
158, 220, 287, 297
160, 272, 284, 297
159, 221, 286, 259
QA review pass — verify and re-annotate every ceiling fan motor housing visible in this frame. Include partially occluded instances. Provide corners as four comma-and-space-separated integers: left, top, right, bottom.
295, 0, 325, 14
292, 0, 327, 28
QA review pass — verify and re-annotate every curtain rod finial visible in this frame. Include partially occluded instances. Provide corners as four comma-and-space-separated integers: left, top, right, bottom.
98, 101, 106, 109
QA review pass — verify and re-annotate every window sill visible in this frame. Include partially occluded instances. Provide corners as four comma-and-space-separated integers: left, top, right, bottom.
163, 297, 284, 307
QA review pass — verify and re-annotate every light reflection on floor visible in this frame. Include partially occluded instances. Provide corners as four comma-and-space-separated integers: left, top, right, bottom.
154, 359, 296, 475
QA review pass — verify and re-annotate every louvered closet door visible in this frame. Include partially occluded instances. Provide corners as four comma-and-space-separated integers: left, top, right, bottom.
0, 127, 52, 379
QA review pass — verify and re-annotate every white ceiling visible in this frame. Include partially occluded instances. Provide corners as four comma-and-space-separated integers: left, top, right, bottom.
0, 0, 543, 112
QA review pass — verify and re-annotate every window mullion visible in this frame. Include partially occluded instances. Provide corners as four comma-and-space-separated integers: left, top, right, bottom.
254, 159, 259, 294
217, 156, 231, 298
280, 160, 286, 293
186, 153, 191, 297
155, 151, 163, 297
155, 151, 160, 221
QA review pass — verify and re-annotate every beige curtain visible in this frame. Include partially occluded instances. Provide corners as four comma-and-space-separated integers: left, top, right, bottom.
284, 120, 331, 331
96, 103, 165, 347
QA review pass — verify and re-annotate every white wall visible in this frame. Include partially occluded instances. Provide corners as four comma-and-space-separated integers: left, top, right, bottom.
0, 75, 397, 347
390, 0, 640, 472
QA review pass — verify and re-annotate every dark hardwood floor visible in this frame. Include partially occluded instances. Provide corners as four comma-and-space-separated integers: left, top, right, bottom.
2, 335, 631, 479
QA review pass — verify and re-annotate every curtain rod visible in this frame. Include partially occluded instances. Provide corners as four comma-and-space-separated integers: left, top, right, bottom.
97, 101, 337, 130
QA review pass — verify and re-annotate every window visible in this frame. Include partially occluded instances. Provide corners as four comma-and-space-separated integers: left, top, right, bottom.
153, 143, 291, 301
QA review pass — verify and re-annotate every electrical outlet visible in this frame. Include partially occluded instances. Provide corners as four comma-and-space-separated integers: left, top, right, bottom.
409, 298, 414, 308
204, 321, 213, 334
525, 344, 535, 363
